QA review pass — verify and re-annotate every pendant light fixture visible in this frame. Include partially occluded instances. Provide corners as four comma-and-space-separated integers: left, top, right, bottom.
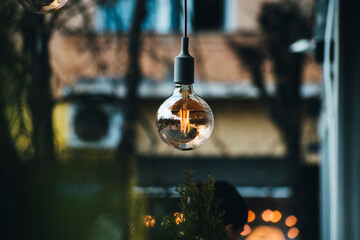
18, 0, 68, 14
156, 0, 214, 151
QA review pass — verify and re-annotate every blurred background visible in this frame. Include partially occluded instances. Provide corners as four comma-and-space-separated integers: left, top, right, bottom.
1, 0, 358, 240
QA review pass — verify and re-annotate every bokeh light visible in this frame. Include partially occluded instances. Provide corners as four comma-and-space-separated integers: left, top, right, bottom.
287, 227, 299, 239
262, 209, 273, 222
246, 226, 286, 240
271, 210, 282, 223
174, 212, 185, 225
240, 224, 252, 236
248, 210, 256, 223
285, 215, 298, 227
144, 215, 155, 228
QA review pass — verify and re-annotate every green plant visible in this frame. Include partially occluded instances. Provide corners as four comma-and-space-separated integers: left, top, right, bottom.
162, 171, 229, 240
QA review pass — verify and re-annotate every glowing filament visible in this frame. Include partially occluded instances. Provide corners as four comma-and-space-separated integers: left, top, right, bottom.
41, 0, 66, 11
179, 108, 190, 134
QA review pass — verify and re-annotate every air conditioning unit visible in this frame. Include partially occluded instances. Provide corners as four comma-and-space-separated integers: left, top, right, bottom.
66, 100, 124, 149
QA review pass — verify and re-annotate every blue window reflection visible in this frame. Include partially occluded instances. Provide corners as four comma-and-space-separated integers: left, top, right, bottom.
95, 0, 181, 33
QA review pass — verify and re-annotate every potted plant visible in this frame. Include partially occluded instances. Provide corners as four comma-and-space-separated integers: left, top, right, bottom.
162, 171, 229, 240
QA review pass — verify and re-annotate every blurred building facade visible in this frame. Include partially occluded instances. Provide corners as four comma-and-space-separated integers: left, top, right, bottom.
51, 0, 321, 162
47, 0, 322, 239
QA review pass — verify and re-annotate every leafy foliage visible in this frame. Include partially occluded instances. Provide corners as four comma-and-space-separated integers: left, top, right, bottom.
0, 0, 33, 160
162, 171, 229, 240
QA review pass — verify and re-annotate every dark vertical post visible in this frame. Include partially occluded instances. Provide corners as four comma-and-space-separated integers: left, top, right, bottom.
116, 0, 147, 239
20, 12, 56, 240
338, 0, 360, 239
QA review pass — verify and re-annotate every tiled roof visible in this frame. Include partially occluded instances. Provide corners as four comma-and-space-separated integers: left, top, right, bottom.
50, 33, 322, 98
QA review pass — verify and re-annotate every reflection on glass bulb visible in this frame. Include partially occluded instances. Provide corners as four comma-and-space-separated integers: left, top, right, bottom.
156, 84, 214, 151
18, 0, 68, 14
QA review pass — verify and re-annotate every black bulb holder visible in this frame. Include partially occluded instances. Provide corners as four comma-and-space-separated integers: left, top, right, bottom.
174, 37, 194, 85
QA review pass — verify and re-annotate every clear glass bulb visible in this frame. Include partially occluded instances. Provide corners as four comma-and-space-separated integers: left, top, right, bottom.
18, 0, 68, 14
156, 84, 214, 151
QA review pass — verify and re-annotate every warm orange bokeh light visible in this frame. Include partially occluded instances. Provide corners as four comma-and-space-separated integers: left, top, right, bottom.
287, 227, 299, 239
271, 210, 282, 223
144, 215, 155, 228
246, 226, 286, 240
240, 224, 252, 236
248, 210, 256, 223
262, 209, 273, 222
285, 215, 298, 227
174, 212, 185, 225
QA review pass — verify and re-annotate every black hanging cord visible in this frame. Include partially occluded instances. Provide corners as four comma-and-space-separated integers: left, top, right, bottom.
174, 0, 194, 84
184, 0, 187, 37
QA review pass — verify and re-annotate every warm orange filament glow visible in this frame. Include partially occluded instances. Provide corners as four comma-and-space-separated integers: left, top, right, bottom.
287, 227, 299, 239
179, 108, 190, 134
41, 0, 66, 11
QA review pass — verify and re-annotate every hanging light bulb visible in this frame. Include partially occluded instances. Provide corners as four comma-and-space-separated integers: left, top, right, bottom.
18, 0, 68, 14
156, 0, 214, 151
156, 79, 214, 151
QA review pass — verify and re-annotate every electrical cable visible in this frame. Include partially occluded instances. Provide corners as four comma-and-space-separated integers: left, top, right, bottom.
184, 0, 187, 37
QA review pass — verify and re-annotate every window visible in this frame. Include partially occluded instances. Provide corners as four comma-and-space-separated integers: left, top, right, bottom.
95, 0, 181, 33
193, 0, 224, 31
95, 0, 135, 33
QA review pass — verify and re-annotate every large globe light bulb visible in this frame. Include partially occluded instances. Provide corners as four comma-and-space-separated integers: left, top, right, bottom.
18, 0, 68, 14
156, 84, 214, 151
156, 37, 214, 151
